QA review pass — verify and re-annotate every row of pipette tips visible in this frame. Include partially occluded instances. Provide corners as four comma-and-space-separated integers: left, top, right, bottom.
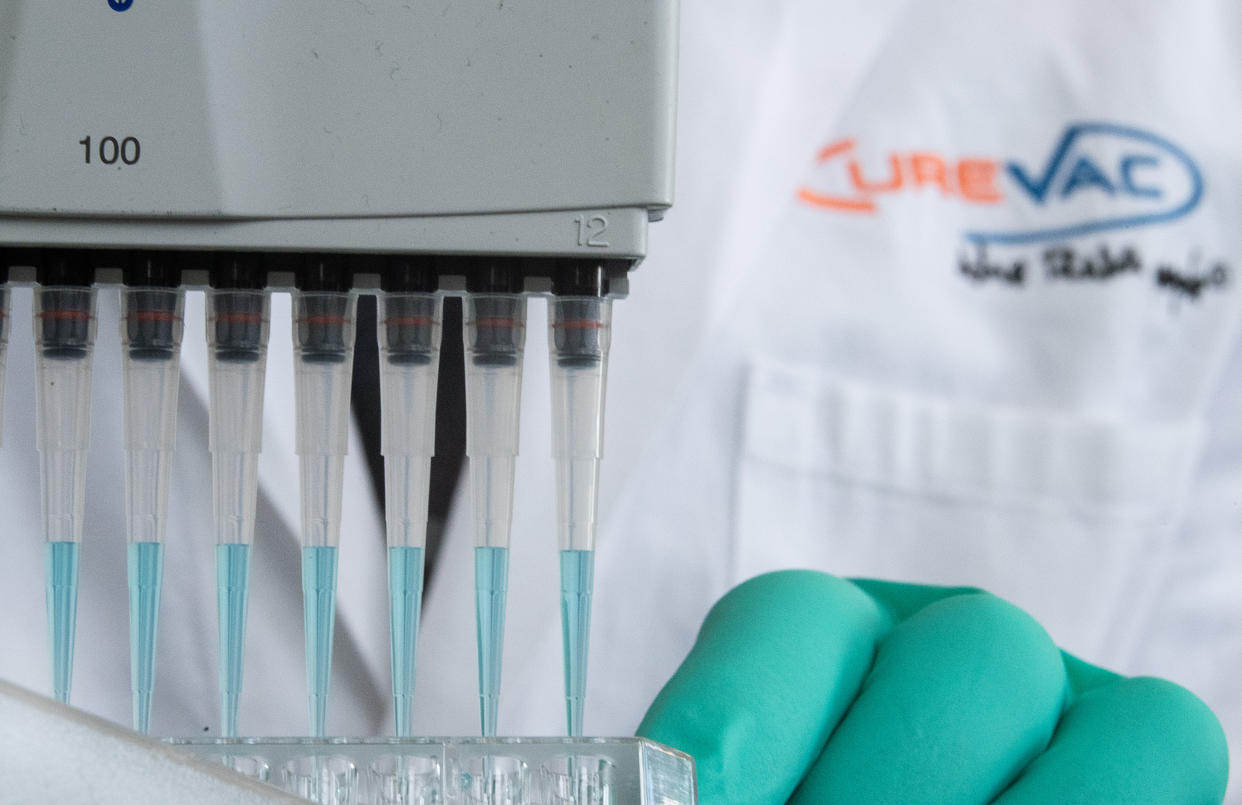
3, 258, 613, 741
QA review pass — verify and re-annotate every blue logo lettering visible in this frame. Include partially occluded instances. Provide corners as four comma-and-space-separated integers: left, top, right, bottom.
1059, 156, 1115, 199
968, 122, 1203, 245
1119, 154, 1162, 199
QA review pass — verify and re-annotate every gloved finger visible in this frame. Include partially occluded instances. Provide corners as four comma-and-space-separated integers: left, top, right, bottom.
851, 577, 987, 621
994, 676, 1228, 805
1060, 650, 1122, 696
637, 570, 893, 805
791, 592, 1066, 805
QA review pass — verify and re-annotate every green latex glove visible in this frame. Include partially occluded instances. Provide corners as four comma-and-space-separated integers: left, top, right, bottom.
637, 571, 1228, 804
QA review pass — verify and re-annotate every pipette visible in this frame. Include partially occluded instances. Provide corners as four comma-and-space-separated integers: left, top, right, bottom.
34, 253, 98, 705
206, 256, 271, 737
547, 269, 613, 738
292, 262, 357, 737
464, 266, 527, 737
120, 257, 186, 734
377, 260, 442, 737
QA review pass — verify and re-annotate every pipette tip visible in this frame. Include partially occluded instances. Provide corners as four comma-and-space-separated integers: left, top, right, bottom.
217, 542, 252, 737
474, 545, 509, 737
128, 541, 164, 734
133, 696, 153, 737
387, 544, 425, 738
302, 545, 339, 738
45, 541, 80, 704
560, 548, 595, 738
221, 693, 240, 739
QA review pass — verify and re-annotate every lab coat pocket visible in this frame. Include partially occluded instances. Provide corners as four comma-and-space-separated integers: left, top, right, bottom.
733, 357, 1205, 663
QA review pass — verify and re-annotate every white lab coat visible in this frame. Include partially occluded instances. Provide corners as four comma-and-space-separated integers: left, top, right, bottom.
419, 0, 1242, 790
1, 0, 1240, 799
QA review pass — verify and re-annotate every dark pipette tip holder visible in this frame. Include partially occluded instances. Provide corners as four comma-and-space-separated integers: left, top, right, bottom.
122, 253, 183, 363
295, 256, 354, 365
380, 256, 439, 368
550, 262, 613, 369
209, 254, 269, 365
35, 251, 96, 361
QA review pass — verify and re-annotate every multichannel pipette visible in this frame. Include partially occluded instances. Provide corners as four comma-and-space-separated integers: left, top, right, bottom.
121, 257, 186, 734
33, 254, 98, 706
0, 0, 675, 749
292, 263, 358, 737
206, 256, 271, 738
547, 267, 613, 738
377, 261, 443, 737
464, 268, 528, 737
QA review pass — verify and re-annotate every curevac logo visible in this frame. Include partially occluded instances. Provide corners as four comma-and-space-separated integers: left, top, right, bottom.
797, 122, 1203, 245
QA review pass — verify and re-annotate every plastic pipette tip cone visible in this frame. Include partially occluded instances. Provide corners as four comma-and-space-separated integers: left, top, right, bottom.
133, 695, 154, 737
302, 545, 339, 738
128, 541, 165, 734
474, 545, 509, 737
560, 548, 595, 738
388, 545, 425, 738
220, 693, 240, 739
393, 696, 412, 740
45, 541, 80, 704
217, 542, 251, 737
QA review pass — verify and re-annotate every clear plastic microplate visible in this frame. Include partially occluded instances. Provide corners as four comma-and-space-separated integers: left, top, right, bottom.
168, 736, 697, 805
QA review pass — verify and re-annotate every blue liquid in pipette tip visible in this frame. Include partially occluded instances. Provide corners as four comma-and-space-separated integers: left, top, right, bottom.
387, 545, 424, 738
128, 541, 165, 734
217, 543, 251, 737
560, 549, 595, 738
45, 541, 80, 704
474, 545, 509, 737
302, 545, 339, 738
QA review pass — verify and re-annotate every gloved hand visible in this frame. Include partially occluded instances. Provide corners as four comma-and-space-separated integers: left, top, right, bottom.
637, 571, 1228, 804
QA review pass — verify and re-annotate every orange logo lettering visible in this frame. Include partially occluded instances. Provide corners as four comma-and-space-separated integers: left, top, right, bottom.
797, 139, 1003, 213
